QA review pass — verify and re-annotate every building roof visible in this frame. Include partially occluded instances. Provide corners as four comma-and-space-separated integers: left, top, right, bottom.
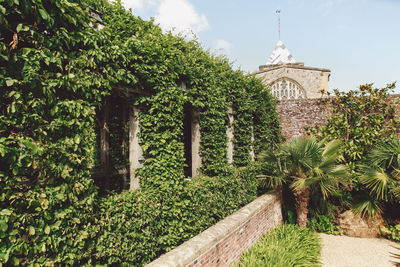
266, 40, 296, 65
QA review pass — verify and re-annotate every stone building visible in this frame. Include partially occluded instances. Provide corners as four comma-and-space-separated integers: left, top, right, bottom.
255, 40, 331, 100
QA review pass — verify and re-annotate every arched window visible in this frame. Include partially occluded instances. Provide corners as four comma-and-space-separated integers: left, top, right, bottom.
270, 78, 306, 100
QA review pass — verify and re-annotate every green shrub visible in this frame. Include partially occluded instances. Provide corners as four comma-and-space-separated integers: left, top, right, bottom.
93, 167, 258, 266
0, 100, 98, 265
381, 224, 400, 242
237, 224, 321, 267
308, 215, 343, 235
1, 0, 279, 265
307, 84, 399, 220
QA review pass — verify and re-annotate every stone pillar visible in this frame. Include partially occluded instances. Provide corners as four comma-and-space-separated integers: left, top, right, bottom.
129, 106, 143, 190
226, 106, 234, 164
191, 110, 201, 177
250, 123, 255, 161
99, 98, 110, 189
120, 102, 128, 190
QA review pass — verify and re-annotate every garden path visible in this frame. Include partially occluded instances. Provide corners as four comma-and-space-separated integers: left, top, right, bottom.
319, 233, 399, 267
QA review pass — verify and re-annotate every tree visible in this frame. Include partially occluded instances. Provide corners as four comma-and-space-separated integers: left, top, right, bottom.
308, 83, 399, 173
259, 137, 348, 227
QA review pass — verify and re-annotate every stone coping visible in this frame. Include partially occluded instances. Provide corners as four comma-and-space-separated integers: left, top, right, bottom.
146, 192, 279, 267
257, 64, 331, 74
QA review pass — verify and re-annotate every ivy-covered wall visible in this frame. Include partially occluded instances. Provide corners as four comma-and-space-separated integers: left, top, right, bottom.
0, 0, 280, 265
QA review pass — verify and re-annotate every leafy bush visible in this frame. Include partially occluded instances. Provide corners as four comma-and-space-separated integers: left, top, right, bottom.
0, 100, 98, 265
237, 224, 321, 267
381, 224, 400, 242
306, 84, 399, 221
93, 167, 258, 266
308, 83, 399, 173
1, 0, 280, 265
308, 215, 343, 235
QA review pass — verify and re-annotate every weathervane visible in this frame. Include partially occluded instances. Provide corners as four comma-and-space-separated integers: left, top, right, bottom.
276, 9, 281, 40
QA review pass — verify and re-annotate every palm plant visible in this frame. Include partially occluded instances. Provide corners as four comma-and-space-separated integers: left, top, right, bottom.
258, 137, 348, 227
355, 138, 400, 217
391, 246, 400, 267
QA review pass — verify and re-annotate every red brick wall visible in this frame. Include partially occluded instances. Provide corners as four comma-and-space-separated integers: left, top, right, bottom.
277, 98, 331, 138
277, 95, 400, 139
188, 195, 282, 267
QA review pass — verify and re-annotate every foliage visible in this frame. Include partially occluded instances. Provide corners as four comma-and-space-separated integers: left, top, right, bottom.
306, 84, 399, 221
0, 0, 105, 263
308, 215, 343, 235
237, 224, 321, 267
353, 138, 400, 217
93, 167, 257, 266
258, 137, 348, 226
1, 0, 280, 265
393, 247, 400, 266
381, 224, 400, 242
307, 83, 399, 174
0, 100, 99, 265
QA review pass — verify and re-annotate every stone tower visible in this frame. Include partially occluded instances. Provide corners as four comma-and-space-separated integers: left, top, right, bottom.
255, 40, 330, 100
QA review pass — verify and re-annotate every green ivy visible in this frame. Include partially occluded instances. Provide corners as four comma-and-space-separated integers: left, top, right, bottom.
1, 0, 280, 265
94, 168, 257, 266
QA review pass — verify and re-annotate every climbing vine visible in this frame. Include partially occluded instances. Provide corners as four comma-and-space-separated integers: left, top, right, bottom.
0, 0, 280, 265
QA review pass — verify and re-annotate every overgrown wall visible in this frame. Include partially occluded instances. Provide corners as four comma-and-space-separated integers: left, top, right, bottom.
146, 191, 282, 267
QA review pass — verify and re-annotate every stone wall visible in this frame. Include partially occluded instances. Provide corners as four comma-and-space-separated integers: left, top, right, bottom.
146, 192, 282, 267
277, 98, 331, 138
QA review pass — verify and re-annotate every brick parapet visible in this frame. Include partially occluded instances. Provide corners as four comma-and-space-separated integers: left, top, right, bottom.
146, 192, 282, 267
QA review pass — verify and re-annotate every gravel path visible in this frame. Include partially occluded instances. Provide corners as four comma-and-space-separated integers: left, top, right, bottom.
319, 233, 400, 267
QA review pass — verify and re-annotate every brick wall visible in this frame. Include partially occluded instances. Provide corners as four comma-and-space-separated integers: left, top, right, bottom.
277, 94, 400, 139
146, 192, 282, 267
277, 98, 331, 138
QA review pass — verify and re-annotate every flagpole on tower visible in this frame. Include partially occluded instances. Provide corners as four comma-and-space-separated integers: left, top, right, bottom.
276, 9, 281, 40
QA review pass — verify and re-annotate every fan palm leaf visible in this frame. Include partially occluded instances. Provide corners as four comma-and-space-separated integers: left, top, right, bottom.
258, 136, 348, 226
359, 166, 390, 201
353, 196, 383, 218
357, 138, 400, 217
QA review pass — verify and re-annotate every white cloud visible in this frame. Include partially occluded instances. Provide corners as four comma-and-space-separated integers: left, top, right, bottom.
213, 39, 232, 55
121, 0, 144, 10
121, 0, 156, 11
154, 0, 210, 35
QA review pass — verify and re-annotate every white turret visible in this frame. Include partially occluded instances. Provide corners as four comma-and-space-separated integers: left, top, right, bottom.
266, 40, 296, 65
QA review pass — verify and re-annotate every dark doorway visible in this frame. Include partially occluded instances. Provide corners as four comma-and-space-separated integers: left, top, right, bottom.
183, 103, 192, 177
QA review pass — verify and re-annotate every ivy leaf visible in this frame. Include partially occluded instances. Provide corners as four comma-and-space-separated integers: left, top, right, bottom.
10, 257, 20, 266
0, 220, 8, 232
6, 79, 15, 87
39, 9, 49, 20
0, 209, 12, 216
29, 226, 35, 236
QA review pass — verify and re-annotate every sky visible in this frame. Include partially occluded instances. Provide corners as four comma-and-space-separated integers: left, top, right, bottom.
120, 0, 400, 92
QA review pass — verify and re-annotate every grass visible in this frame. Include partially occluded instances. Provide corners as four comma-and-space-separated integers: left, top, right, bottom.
237, 224, 321, 267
